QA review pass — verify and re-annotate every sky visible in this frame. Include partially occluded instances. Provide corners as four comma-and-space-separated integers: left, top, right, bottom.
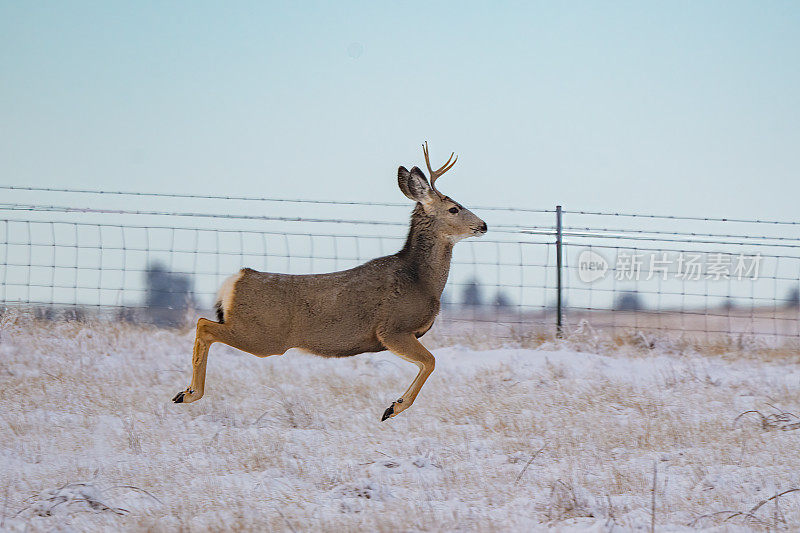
2, 1, 800, 220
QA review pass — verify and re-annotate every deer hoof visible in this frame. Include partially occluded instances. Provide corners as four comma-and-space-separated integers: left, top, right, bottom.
172, 388, 195, 404
381, 398, 404, 421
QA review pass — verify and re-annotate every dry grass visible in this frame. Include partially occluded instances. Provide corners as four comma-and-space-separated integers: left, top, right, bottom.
3, 311, 800, 531
427, 315, 800, 364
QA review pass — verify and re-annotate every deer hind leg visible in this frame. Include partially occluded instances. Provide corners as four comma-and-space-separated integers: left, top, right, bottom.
378, 332, 436, 421
172, 318, 230, 404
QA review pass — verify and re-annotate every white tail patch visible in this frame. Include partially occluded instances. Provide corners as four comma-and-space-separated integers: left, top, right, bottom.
216, 270, 244, 321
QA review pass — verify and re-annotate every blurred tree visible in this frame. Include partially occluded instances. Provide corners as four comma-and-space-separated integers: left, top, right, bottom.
34, 306, 55, 321
493, 290, 512, 309
116, 306, 138, 323
63, 306, 85, 322
461, 278, 483, 307
614, 290, 643, 311
787, 286, 800, 308
144, 261, 195, 327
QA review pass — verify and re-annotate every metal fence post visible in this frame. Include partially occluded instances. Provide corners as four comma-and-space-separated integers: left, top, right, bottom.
556, 205, 563, 338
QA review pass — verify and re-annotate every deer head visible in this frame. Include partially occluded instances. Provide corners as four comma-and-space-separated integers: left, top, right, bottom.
397, 142, 487, 243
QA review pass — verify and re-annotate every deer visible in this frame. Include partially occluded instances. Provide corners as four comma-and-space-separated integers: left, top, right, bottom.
172, 143, 487, 421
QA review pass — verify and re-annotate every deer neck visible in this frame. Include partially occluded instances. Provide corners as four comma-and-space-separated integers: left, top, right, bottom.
398, 205, 454, 297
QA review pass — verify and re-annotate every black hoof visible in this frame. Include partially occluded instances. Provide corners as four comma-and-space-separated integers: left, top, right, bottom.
381, 404, 394, 422
172, 391, 185, 403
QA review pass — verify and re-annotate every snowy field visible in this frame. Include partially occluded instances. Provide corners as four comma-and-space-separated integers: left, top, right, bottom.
3, 313, 800, 531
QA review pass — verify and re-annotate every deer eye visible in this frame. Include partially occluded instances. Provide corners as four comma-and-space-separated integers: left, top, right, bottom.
448, 207, 459, 214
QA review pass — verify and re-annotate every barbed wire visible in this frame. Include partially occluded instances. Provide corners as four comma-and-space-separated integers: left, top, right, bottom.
2, 185, 796, 223
554, 229, 800, 250
0, 185, 555, 214
559, 240, 794, 260
561, 225, 800, 244
0, 202, 407, 226
565, 209, 800, 226
0, 203, 548, 236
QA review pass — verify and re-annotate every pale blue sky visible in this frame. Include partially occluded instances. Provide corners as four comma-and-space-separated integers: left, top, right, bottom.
2, 1, 799, 219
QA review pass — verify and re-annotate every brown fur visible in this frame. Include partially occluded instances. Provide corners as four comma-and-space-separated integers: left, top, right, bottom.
173, 154, 487, 420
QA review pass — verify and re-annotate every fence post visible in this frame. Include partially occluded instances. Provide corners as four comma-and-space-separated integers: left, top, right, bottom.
556, 205, 563, 338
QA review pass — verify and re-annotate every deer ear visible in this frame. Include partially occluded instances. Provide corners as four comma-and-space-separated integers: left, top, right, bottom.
398, 166, 436, 204
397, 166, 414, 199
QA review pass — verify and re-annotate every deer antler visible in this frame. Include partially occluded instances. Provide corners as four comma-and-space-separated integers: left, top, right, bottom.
422, 141, 457, 198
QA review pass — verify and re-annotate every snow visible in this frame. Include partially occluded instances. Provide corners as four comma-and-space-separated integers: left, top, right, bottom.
2, 313, 800, 531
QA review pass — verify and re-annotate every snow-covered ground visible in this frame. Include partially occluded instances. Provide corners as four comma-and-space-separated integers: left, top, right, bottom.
3, 313, 800, 531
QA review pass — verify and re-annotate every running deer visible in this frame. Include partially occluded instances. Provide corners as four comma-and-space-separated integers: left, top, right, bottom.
172, 143, 487, 420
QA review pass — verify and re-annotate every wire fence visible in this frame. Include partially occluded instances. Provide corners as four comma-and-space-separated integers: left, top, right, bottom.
1, 185, 799, 345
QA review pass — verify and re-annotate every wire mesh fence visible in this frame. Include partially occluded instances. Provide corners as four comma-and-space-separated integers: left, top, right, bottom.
1, 185, 798, 345
560, 210, 800, 343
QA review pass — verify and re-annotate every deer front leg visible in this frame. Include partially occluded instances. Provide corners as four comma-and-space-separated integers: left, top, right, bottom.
172, 318, 222, 404
377, 333, 436, 421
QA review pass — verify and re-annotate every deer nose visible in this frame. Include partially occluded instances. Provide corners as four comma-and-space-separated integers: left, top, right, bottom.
480, 222, 488, 233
